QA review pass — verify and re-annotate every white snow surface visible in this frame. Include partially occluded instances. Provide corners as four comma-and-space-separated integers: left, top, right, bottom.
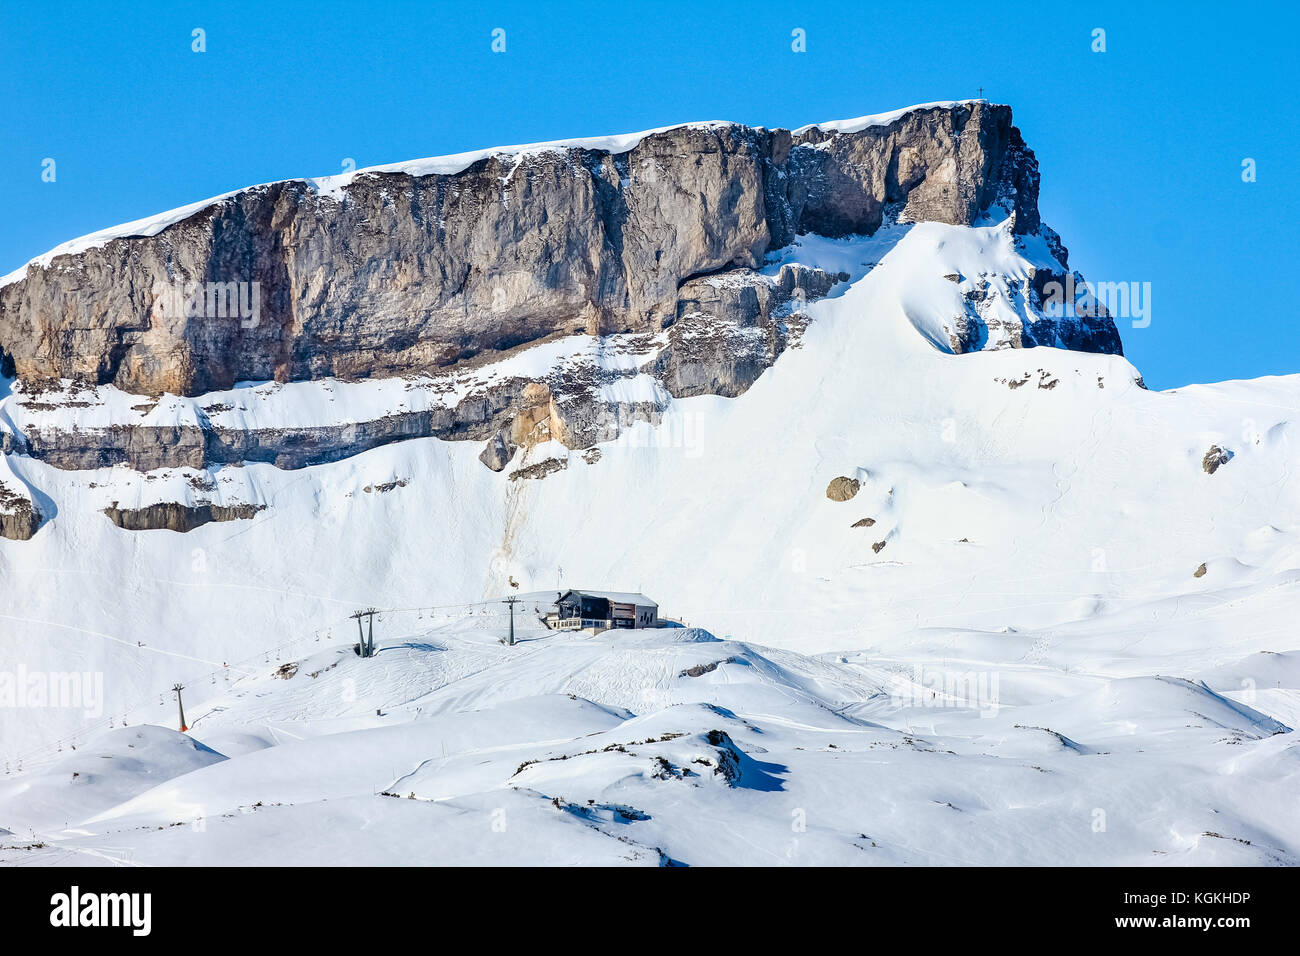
1, 215, 1298, 866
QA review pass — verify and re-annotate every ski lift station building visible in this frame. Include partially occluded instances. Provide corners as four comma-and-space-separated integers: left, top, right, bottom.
553, 590, 659, 630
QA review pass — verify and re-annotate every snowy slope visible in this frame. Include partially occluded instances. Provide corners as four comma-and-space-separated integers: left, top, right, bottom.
1, 212, 1297, 866
1, 619, 1294, 866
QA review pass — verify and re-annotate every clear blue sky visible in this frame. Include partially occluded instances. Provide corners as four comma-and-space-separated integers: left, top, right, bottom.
1, 0, 1294, 389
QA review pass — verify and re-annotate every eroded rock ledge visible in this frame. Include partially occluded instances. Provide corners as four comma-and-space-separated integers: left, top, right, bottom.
0, 261, 846, 473
101, 501, 265, 533
0, 458, 42, 540
0, 484, 42, 540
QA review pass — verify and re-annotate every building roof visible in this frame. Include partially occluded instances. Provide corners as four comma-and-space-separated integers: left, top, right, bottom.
557, 589, 658, 608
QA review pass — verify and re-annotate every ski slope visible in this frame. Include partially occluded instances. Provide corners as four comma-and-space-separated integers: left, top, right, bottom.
1, 617, 1294, 865
1, 215, 1297, 865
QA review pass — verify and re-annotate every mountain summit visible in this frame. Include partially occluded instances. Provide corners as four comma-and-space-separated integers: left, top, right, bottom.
0, 101, 1118, 401
1, 103, 1296, 867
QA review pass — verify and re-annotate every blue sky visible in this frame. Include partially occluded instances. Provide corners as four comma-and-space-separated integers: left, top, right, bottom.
1, 0, 1294, 388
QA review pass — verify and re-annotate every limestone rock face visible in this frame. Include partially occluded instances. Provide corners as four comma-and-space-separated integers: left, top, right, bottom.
101, 501, 265, 533
0, 340, 669, 474
653, 263, 844, 399
0, 103, 1086, 398
784, 103, 1038, 240
478, 432, 518, 473
511, 383, 568, 448
0, 460, 42, 540
0, 493, 41, 540
0, 102, 1132, 496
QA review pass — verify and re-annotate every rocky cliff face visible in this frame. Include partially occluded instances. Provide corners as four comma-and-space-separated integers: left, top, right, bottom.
101, 501, 265, 533
0, 261, 847, 475
0, 102, 1117, 400
0, 102, 1129, 513
0, 458, 41, 540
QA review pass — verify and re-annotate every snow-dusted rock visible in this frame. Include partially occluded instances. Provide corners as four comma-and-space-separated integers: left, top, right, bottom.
0, 454, 41, 540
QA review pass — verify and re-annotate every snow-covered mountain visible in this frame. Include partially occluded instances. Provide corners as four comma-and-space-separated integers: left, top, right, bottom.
0, 102, 1297, 866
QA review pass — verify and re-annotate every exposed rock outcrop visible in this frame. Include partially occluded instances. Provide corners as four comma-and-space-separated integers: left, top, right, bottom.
653, 263, 845, 398
478, 431, 518, 472
826, 476, 861, 502
1202, 445, 1233, 475
947, 267, 1123, 355
0, 103, 1110, 399
508, 458, 567, 482
0, 485, 41, 540
0, 457, 42, 540
0, 342, 669, 472
101, 501, 265, 532
0, 102, 1132, 506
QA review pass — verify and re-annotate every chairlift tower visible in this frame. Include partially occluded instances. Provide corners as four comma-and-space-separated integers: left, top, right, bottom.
173, 683, 188, 732
350, 608, 378, 658
502, 596, 519, 646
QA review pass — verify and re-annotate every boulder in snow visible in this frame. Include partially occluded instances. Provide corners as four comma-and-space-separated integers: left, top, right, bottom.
1202, 445, 1233, 474
826, 476, 860, 502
